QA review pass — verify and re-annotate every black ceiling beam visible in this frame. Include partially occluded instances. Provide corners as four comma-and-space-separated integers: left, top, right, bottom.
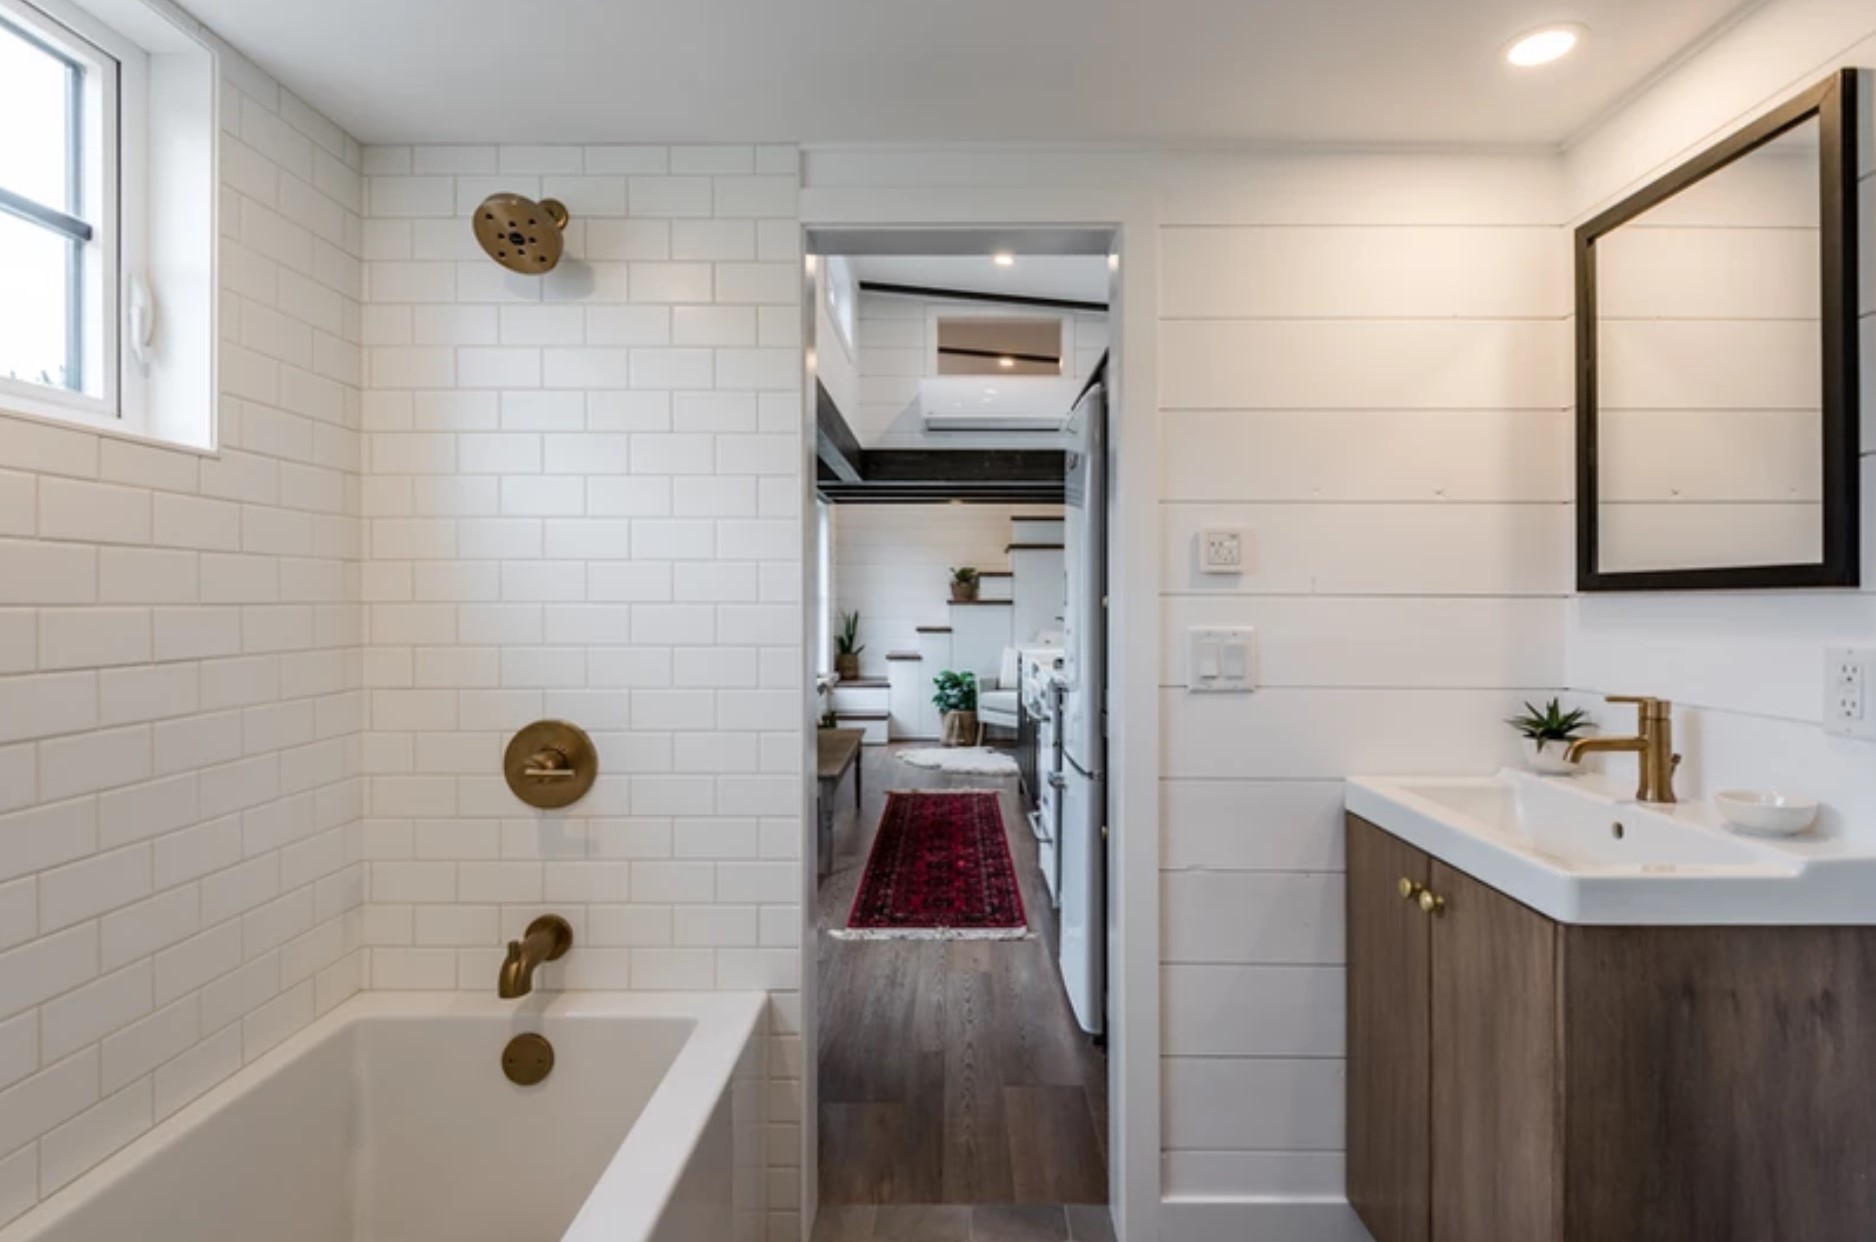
860, 448, 1066, 486
814, 379, 863, 484
937, 346, 1062, 366
813, 382, 1068, 503
859, 281, 1107, 314
819, 486, 1067, 506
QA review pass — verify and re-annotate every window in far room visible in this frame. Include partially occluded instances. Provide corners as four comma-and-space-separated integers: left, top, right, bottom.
936, 315, 1064, 377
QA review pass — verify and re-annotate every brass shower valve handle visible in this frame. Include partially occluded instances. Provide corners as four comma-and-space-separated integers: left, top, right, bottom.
504, 721, 598, 809
522, 748, 579, 780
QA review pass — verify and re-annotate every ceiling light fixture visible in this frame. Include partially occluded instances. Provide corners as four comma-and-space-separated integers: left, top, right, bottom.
1506, 24, 1583, 67
992, 253, 1016, 267
998, 357, 1016, 369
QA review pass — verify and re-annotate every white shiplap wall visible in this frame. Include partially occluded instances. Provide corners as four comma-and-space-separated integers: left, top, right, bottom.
1564, 0, 1876, 842
0, 48, 367, 1226
356, 142, 801, 1242
832, 503, 1062, 677
1152, 153, 1572, 1236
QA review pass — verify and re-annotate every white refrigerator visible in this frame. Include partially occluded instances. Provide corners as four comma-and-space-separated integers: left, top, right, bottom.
1058, 381, 1106, 1037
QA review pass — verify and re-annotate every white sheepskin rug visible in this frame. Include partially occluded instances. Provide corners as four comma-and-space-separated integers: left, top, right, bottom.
895, 747, 1020, 777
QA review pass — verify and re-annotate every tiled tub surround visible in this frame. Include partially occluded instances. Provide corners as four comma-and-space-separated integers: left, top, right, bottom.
0, 54, 368, 1228
356, 142, 805, 1238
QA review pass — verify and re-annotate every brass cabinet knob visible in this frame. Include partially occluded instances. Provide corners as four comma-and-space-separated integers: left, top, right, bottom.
1418, 889, 1446, 916
1398, 876, 1419, 900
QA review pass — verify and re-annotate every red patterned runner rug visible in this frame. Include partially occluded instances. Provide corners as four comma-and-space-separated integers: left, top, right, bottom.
834, 790, 1030, 940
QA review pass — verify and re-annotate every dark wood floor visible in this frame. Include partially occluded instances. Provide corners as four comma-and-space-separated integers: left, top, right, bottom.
816, 744, 1109, 1209
811, 1204, 1117, 1242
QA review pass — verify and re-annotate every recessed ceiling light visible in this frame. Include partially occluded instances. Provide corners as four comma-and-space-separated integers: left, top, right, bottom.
992, 253, 1016, 267
1506, 25, 1583, 67
998, 356, 1016, 369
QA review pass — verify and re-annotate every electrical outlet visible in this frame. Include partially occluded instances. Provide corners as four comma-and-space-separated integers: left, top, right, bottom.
1200, 528, 1246, 575
1824, 647, 1875, 739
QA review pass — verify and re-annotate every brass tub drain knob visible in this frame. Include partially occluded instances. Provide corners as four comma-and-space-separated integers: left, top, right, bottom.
502, 1032, 555, 1086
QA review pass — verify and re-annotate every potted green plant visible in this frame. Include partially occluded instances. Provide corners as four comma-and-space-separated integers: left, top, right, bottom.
816, 677, 838, 730
1508, 698, 1593, 775
949, 566, 981, 603
933, 670, 979, 747
834, 611, 863, 681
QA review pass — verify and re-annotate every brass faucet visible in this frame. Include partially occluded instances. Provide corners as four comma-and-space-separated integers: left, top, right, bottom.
498, 915, 573, 998
1565, 695, 1681, 804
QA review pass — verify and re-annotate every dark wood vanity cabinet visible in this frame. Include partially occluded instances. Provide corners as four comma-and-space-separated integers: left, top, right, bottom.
1347, 813, 1876, 1242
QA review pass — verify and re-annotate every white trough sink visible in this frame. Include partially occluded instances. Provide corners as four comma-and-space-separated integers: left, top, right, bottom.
1346, 769, 1876, 925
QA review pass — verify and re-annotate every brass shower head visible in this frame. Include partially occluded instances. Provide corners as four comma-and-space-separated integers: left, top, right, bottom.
471, 193, 571, 274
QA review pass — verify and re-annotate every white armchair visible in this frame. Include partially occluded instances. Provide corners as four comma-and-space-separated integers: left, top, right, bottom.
977, 647, 1021, 741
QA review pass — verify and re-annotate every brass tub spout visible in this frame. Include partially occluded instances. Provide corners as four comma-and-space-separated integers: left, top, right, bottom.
498, 915, 573, 998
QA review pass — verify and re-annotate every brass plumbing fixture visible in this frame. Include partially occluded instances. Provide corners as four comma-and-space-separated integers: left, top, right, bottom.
501, 1032, 555, 1086
472, 193, 571, 274
1565, 695, 1681, 804
504, 720, 598, 810
498, 914, 573, 999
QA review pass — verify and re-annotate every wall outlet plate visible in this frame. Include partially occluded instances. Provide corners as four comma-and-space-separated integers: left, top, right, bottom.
1823, 647, 1874, 740
1200, 528, 1246, 575
1188, 626, 1257, 693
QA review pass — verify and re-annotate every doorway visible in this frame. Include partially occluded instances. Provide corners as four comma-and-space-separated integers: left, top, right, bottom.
802, 233, 1118, 1241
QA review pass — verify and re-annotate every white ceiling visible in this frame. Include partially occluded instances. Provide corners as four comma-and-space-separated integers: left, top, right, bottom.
184, 0, 1761, 148
850, 257, 1112, 305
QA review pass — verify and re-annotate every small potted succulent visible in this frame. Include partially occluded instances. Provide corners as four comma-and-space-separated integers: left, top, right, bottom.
949, 566, 981, 603
834, 610, 863, 681
933, 670, 979, 747
1508, 698, 1593, 775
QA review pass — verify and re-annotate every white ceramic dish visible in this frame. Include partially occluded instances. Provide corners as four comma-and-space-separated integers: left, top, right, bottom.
1714, 790, 1819, 837
1520, 737, 1580, 776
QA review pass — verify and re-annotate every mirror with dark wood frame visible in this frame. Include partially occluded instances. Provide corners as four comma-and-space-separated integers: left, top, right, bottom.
1576, 69, 1861, 592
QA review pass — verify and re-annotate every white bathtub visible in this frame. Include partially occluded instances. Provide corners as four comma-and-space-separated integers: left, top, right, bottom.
0, 992, 767, 1242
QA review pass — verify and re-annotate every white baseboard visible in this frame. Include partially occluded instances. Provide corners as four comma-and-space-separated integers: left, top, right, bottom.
1159, 1198, 1374, 1242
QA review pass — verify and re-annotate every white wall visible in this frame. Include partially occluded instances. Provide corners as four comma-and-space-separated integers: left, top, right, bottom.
832, 502, 1062, 677
1563, 0, 1876, 841
811, 263, 860, 434
852, 287, 1108, 447
356, 141, 801, 1242
1154, 151, 1570, 1240
0, 43, 367, 1225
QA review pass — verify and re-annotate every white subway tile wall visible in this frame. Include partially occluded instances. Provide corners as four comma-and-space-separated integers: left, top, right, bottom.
0, 52, 366, 1224
359, 143, 801, 1241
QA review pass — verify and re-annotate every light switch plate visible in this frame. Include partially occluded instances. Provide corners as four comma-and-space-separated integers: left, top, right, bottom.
1200, 528, 1246, 575
1188, 627, 1257, 693
1824, 647, 1875, 740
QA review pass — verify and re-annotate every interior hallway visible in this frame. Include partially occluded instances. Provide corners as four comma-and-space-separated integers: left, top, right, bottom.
814, 744, 1109, 1221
